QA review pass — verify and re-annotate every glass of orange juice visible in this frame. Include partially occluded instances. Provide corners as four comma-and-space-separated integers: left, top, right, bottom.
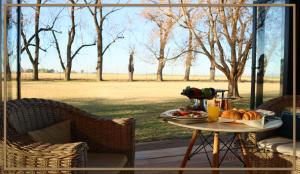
207, 101, 220, 122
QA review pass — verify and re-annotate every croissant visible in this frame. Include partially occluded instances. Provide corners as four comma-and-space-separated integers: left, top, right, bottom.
242, 111, 262, 120
238, 109, 247, 114
221, 110, 242, 120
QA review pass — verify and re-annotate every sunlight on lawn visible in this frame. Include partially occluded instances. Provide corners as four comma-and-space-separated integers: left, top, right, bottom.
15, 74, 281, 142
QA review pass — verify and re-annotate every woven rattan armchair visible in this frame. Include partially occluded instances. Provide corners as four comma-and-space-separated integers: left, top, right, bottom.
0, 98, 135, 174
247, 95, 300, 174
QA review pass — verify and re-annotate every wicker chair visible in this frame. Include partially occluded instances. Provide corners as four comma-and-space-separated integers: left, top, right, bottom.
0, 98, 135, 174
247, 95, 300, 174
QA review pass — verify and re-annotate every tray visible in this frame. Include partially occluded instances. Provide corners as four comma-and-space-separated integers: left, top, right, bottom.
218, 109, 278, 128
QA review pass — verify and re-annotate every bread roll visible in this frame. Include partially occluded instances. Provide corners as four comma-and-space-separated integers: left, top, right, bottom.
238, 109, 247, 114
221, 110, 242, 120
220, 110, 230, 119
231, 111, 242, 120
242, 111, 262, 120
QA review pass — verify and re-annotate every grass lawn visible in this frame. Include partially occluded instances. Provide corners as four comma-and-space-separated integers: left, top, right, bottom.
11, 73, 281, 142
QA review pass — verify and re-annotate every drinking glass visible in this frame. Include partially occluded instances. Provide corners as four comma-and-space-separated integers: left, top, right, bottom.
207, 103, 220, 122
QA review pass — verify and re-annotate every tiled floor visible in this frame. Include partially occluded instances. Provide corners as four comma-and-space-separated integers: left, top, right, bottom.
135, 145, 245, 174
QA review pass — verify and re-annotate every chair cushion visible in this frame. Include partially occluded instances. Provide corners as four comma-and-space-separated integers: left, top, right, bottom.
277, 111, 300, 140
87, 152, 128, 174
258, 137, 300, 157
28, 120, 71, 144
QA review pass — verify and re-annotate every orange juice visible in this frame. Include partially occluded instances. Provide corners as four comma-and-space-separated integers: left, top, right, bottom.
207, 105, 220, 122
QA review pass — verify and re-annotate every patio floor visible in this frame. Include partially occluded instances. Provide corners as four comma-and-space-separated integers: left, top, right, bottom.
135, 139, 246, 174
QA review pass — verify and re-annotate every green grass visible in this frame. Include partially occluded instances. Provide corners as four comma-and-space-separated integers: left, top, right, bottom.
63, 97, 254, 142
18, 75, 281, 143
64, 98, 193, 142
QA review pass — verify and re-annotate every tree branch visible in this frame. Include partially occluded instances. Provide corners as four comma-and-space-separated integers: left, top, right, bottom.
101, 7, 122, 23
27, 44, 47, 52
84, 0, 100, 29
71, 42, 96, 60
166, 50, 188, 61
145, 44, 159, 60
51, 30, 65, 70
102, 32, 124, 55
30, 9, 60, 42
20, 29, 34, 64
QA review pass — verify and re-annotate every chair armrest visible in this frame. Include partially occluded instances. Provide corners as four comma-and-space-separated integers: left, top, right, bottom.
4, 141, 88, 169
72, 116, 135, 167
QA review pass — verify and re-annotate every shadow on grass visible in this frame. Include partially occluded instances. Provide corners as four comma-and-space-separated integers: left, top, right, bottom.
62, 98, 194, 143
59, 97, 255, 143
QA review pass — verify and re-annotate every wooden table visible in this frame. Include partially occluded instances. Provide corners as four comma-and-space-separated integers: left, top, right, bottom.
167, 119, 282, 174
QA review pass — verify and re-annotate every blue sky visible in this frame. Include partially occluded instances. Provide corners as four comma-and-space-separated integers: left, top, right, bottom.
7, 0, 286, 77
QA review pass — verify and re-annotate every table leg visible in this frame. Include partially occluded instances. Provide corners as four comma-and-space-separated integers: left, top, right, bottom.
237, 133, 252, 174
212, 132, 219, 174
178, 130, 200, 174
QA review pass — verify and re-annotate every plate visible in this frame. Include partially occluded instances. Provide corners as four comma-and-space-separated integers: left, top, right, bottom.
171, 117, 208, 124
160, 109, 208, 124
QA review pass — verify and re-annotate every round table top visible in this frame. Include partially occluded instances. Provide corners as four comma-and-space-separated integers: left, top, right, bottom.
167, 119, 283, 133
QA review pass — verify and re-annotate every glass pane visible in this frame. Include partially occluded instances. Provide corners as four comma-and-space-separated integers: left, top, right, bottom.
255, 0, 288, 106
4, 1, 18, 100
4, 3, 295, 170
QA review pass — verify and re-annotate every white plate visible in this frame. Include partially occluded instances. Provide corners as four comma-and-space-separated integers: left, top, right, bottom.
160, 109, 208, 124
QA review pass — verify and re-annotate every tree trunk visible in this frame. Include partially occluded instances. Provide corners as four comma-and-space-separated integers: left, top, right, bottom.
184, 65, 191, 81
64, 64, 71, 81
96, 34, 103, 81
6, 61, 12, 81
129, 72, 133, 82
128, 51, 134, 82
96, 59, 103, 81
210, 63, 215, 81
65, 4, 75, 81
157, 58, 164, 81
33, 0, 41, 81
227, 77, 240, 98
66, 37, 72, 81
96, 5, 104, 81
184, 29, 193, 81
33, 61, 39, 80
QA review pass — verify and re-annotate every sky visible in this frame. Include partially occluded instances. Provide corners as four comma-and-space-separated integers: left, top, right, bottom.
6, 0, 287, 77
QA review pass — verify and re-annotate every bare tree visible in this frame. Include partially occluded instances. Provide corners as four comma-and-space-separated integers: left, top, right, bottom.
52, 0, 95, 81
183, 29, 194, 81
20, 0, 42, 80
173, 2, 197, 81
84, 0, 124, 81
172, 0, 216, 81
5, 3, 13, 81
128, 48, 135, 81
143, 0, 189, 81
182, 0, 253, 97
20, 0, 61, 80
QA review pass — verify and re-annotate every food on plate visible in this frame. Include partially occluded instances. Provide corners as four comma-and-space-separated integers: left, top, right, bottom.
172, 110, 206, 118
179, 106, 194, 112
238, 109, 247, 114
221, 109, 262, 120
221, 110, 242, 120
178, 111, 189, 116
242, 111, 262, 120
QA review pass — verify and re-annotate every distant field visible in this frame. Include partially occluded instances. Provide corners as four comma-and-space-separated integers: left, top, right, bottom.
12, 72, 280, 82
8, 73, 281, 142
